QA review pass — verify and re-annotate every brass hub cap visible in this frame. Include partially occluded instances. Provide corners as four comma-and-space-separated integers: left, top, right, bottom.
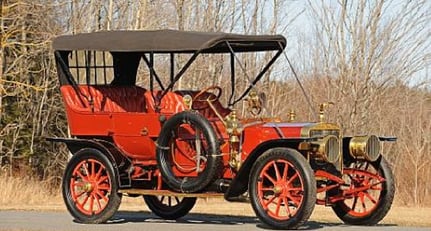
273, 185, 283, 195
81, 182, 93, 193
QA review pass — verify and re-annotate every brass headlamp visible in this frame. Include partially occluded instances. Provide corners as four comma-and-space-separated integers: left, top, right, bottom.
349, 135, 381, 161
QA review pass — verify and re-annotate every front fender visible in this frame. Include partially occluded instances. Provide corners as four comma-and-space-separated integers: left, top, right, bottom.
224, 138, 313, 200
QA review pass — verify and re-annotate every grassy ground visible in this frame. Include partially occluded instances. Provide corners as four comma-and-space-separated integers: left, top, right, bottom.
1, 176, 430, 227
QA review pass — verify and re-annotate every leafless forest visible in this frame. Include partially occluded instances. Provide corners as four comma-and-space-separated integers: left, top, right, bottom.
0, 0, 430, 206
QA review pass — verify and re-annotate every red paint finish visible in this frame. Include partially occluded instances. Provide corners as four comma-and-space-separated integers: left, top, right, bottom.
60, 85, 315, 178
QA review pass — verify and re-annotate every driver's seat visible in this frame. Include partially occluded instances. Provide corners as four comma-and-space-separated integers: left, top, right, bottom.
175, 90, 231, 119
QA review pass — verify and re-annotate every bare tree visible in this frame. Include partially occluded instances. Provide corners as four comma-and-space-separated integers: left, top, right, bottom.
306, 0, 431, 134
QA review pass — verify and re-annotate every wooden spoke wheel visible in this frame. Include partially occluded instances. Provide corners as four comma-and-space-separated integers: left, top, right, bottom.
249, 148, 316, 229
332, 157, 395, 225
144, 195, 196, 220
62, 148, 121, 223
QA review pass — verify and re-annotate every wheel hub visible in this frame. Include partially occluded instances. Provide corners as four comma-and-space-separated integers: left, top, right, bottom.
81, 182, 94, 193
273, 185, 283, 195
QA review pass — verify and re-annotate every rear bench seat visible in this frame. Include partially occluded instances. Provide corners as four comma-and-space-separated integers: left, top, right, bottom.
60, 85, 147, 113
60, 85, 230, 117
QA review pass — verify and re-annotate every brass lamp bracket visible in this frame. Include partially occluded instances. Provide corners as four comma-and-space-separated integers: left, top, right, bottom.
319, 102, 334, 122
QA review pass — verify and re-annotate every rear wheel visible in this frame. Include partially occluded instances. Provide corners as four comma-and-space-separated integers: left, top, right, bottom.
144, 195, 197, 220
249, 148, 316, 229
62, 148, 122, 223
332, 157, 395, 225
156, 111, 222, 193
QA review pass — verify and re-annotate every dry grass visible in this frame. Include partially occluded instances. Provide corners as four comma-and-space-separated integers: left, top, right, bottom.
1, 176, 430, 227
0, 175, 63, 210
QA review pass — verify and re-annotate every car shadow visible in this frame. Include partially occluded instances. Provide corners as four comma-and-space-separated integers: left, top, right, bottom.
103, 211, 397, 230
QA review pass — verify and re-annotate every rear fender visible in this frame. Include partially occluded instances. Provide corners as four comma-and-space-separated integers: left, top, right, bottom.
224, 138, 313, 200
46, 137, 131, 188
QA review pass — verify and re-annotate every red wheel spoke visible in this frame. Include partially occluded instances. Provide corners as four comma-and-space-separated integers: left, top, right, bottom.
95, 165, 103, 179
364, 192, 377, 204
90, 160, 96, 179
89, 194, 95, 213
263, 172, 277, 185
263, 195, 276, 208
76, 171, 87, 181
98, 183, 110, 191
282, 162, 289, 181
283, 197, 292, 217
286, 195, 300, 207
95, 190, 109, 203
274, 197, 282, 217
273, 161, 281, 180
261, 187, 274, 191
286, 172, 299, 185
288, 187, 303, 192
95, 194, 103, 211
74, 190, 86, 199
72, 181, 85, 188
79, 194, 90, 208
97, 176, 109, 184
83, 162, 90, 177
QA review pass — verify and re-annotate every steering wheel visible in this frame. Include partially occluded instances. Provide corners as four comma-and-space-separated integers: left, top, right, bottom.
192, 86, 222, 110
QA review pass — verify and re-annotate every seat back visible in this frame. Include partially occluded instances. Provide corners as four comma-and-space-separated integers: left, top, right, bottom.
144, 91, 186, 114
60, 85, 147, 113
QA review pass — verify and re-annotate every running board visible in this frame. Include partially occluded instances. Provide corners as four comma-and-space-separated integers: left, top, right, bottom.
119, 189, 224, 198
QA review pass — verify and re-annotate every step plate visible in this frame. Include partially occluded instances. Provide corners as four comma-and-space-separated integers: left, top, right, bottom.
119, 189, 224, 198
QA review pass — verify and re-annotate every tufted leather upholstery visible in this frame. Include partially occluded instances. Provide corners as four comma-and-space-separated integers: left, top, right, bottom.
60, 85, 147, 113
144, 90, 186, 114
60, 85, 230, 118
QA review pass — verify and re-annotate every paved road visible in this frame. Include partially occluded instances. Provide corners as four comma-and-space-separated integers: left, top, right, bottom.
0, 210, 429, 231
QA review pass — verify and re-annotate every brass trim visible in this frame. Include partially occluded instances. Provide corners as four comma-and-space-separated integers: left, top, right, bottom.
182, 94, 193, 110
300, 122, 340, 137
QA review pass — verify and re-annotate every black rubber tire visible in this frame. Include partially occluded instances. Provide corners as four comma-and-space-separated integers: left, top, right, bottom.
62, 148, 122, 224
144, 195, 197, 220
249, 148, 316, 229
332, 157, 395, 225
156, 111, 222, 193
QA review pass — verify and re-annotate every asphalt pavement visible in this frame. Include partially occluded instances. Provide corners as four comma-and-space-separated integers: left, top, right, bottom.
0, 210, 430, 231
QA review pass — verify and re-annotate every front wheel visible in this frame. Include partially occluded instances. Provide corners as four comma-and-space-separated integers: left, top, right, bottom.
249, 148, 317, 229
144, 195, 197, 220
62, 148, 122, 223
332, 157, 395, 225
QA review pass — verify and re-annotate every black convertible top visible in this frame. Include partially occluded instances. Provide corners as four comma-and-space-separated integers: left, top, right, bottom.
52, 29, 286, 53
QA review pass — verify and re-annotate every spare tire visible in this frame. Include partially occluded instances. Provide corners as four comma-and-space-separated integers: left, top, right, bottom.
156, 111, 222, 193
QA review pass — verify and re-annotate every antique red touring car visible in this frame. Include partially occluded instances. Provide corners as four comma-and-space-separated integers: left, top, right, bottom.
49, 30, 395, 229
